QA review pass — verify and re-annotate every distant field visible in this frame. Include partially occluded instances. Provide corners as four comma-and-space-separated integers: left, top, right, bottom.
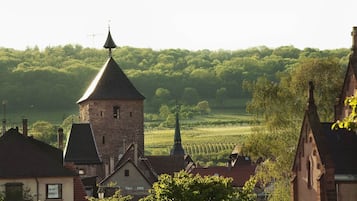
145, 125, 253, 155
144, 109, 256, 159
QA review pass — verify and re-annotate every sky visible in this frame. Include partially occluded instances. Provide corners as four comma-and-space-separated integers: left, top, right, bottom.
1, 0, 357, 51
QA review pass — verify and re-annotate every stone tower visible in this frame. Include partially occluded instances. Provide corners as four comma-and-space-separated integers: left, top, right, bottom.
77, 30, 145, 177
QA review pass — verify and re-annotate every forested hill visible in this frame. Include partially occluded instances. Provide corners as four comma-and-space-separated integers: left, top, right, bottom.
0, 45, 350, 114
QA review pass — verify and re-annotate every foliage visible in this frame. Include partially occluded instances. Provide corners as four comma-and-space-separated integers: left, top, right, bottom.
139, 171, 235, 201
233, 176, 257, 201
242, 56, 345, 200
31, 120, 57, 145
87, 189, 132, 201
0, 45, 349, 116
332, 93, 357, 131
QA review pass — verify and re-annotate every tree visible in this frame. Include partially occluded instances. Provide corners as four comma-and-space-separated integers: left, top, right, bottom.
242, 57, 345, 201
181, 87, 199, 105
87, 189, 132, 201
196, 100, 211, 114
140, 171, 235, 201
31, 121, 57, 145
332, 93, 357, 131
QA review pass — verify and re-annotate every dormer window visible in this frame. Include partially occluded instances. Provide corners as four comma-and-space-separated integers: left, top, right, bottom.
113, 106, 120, 119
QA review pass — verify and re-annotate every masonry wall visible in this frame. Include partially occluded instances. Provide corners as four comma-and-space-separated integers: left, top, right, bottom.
79, 99, 144, 177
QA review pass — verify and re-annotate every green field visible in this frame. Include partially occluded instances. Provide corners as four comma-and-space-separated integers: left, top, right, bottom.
144, 110, 257, 165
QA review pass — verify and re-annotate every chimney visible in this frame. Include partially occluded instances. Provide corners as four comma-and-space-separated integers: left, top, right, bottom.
1, 119, 5, 135
57, 128, 64, 150
134, 143, 138, 166
22, 119, 28, 136
352, 27, 357, 52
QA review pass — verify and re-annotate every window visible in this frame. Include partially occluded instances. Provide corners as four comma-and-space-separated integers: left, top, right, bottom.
130, 112, 132, 117
78, 169, 85, 175
102, 136, 105, 144
46, 184, 62, 199
307, 160, 313, 189
5, 182, 23, 201
113, 106, 120, 119
124, 169, 129, 176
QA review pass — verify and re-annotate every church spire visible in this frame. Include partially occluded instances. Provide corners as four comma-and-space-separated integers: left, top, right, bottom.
103, 26, 117, 57
307, 81, 317, 111
170, 104, 185, 156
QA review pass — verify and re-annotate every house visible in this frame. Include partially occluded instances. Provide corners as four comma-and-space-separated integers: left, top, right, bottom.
0, 127, 87, 201
291, 27, 357, 201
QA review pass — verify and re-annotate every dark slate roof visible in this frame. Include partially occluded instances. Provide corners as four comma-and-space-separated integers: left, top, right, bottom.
320, 123, 357, 175
170, 113, 185, 156
190, 165, 257, 187
0, 128, 75, 178
77, 57, 145, 103
64, 123, 102, 164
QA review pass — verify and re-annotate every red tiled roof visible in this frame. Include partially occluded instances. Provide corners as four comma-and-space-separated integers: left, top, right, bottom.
190, 165, 257, 187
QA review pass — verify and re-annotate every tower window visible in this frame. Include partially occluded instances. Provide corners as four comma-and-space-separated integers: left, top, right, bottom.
113, 106, 120, 119
102, 136, 105, 144
124, 169, 129, 177
130, 112, 132, 117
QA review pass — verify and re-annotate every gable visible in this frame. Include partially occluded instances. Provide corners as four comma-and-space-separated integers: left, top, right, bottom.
100, 160, 151, 189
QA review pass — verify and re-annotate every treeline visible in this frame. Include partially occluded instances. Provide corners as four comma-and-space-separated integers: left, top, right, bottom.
0, 44, 350, 114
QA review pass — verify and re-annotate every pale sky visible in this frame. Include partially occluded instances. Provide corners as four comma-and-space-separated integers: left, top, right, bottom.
1, 0, 357, 50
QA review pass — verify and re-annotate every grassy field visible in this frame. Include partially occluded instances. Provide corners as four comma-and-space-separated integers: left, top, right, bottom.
144, 109, 257, 165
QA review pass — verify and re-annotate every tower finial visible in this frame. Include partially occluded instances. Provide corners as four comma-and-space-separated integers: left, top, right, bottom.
103, 24, 117, 57
307, 81, 317, 111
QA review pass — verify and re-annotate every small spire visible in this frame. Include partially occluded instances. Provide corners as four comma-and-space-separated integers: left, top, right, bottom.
103, 26, 117, 57
307, 81, 317, 111
170, 103, 185, 156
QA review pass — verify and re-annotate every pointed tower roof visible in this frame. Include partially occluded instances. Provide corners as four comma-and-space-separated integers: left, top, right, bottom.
77, 30, 145, 103
64, 123, 102, 164
103, 29, 117, 57
170, 110, 185, 156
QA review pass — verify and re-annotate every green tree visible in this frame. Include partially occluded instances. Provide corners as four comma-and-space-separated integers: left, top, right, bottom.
242, 56, 345, 201
196, 100, 211, 114
87, 189, 132, 201
140, 171, 235, 201
332, 93, 357, 131
181, 87, 199, 105
31, 121, 57, 145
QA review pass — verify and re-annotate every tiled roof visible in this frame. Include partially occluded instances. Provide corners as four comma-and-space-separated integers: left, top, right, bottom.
190, 165, 257, 187
146, 155, 187, 175
77, 57, 145, 103
64, 123, 102, 164
320, 123, 357, 175
0, 128, 75, 178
